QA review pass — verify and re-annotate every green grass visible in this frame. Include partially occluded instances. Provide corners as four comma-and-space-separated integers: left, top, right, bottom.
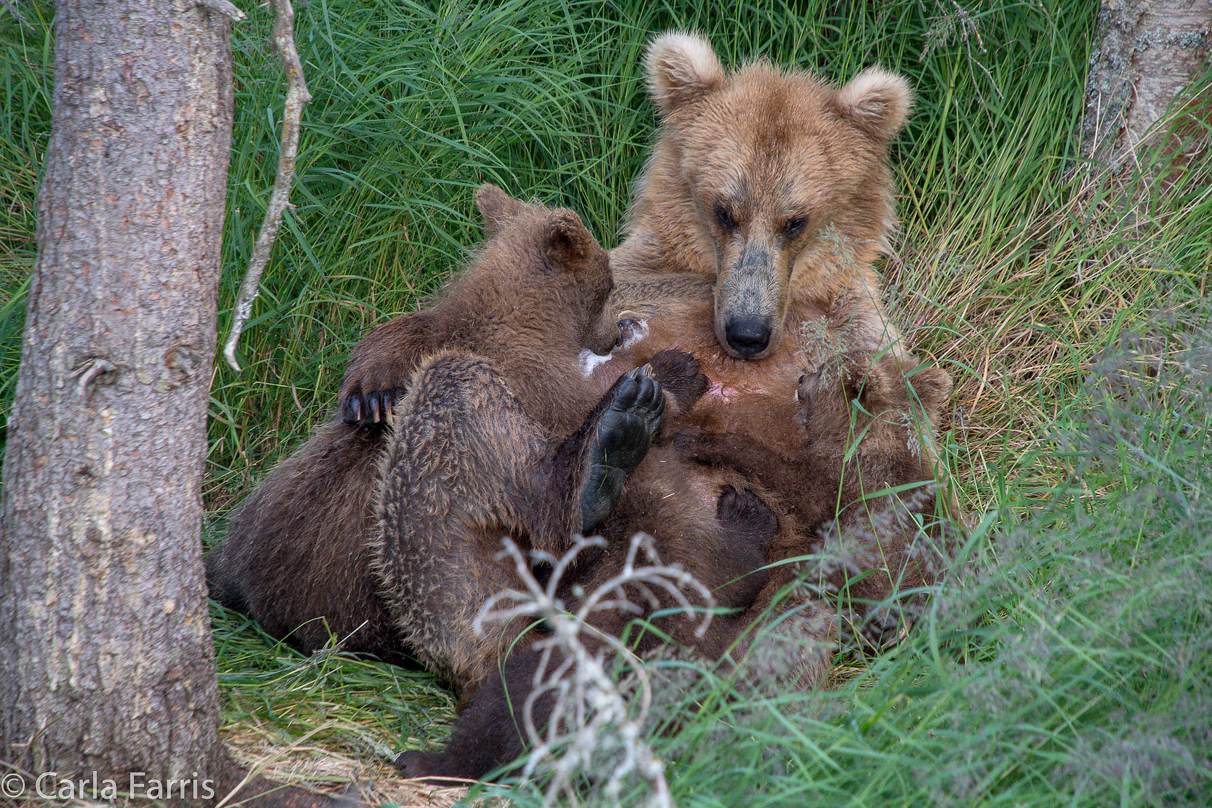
3, 0, 1211, 805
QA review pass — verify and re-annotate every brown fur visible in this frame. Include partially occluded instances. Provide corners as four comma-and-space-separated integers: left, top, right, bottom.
337, 187, 621, 433
359, 189, 843, 779
610, 32, 912, 361
588, 291, 956, 649
206, 420, 403, 660
371, 349, 796, 691
207, 188, 813, 696
311, 33, 951, 669
788, 350, 955, 648
206, 186, 622, 664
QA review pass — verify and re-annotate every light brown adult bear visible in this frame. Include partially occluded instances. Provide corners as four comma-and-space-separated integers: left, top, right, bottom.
608, 31, 912, 362
569, 32, 956, 646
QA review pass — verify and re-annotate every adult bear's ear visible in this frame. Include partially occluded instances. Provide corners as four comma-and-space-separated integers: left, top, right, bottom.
645, 31, 725, 120
476, 184, 527, 238
835, 67, 913, 141
544, 210, 596, 268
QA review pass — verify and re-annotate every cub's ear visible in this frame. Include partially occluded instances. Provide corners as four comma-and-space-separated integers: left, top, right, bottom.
544, 210, 598, 269
476, 184, 527, 238
645, 31, 725, 119
835, 67, 913, 141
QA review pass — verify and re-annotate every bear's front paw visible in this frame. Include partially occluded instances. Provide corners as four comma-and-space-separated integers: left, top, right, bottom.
579, 367, 665, 534
645, 349, 710, 413
340, 386, 408, 425
714, 485, 777, 605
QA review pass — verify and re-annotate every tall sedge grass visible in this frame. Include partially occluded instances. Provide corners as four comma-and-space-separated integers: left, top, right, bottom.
2, 0, 1210, 805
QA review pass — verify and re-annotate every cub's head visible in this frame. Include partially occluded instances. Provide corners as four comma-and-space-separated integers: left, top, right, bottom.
642, 32, 912, 360
470, 184, 619, 358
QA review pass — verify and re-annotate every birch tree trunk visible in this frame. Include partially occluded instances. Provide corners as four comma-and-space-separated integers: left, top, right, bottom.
0, 0, 234, 791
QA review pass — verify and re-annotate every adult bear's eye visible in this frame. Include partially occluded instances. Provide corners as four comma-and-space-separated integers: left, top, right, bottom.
713, 202, 737, 231
782, 216, 807, 238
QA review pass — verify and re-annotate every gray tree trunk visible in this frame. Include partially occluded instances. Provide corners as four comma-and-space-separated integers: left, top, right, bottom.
0, 0, 233, 791
1082, 0, 1211, 175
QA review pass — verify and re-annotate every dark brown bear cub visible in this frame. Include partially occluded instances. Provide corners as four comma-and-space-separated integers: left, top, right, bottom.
600, 295, 958, 650
206, 186, 667, 671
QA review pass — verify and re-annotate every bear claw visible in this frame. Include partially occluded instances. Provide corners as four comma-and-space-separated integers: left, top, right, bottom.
341, 387, 406, 425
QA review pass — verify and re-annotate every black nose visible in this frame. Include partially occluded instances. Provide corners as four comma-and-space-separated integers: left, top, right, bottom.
725, 317, 771, 358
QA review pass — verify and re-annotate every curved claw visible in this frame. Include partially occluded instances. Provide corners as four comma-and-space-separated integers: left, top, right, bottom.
342, 394, 363, 425
342, 388, 403, 426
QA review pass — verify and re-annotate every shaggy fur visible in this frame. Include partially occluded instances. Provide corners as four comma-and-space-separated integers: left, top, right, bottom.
592, 32, 956, 646
610, 31, 912, 361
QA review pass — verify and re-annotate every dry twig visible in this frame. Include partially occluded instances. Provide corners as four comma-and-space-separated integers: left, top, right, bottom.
476, 534, 714, 808
223, 0, 312, 371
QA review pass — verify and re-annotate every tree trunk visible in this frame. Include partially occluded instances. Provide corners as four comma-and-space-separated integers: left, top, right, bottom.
0, 0, 233, 792
1081, 0, 1211, 175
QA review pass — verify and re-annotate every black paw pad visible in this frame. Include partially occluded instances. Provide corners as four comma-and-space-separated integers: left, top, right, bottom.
717, 486, 778, 551
715, 486, 776, 603
579, 368, 665, 534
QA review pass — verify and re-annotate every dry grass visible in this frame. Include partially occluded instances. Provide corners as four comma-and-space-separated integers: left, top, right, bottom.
223, 728, 472, 807
886, 155, 1212, 515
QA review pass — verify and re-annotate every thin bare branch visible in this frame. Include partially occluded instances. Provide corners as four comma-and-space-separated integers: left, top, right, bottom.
475, 535, 706, 808
223, 0, 312, 371
1, 0, 34, 30
196, 0, 246, 22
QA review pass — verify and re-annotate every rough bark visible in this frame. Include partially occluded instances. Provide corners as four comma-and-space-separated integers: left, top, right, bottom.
0, 0, 233, 790
1082, 0, 1212, 175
